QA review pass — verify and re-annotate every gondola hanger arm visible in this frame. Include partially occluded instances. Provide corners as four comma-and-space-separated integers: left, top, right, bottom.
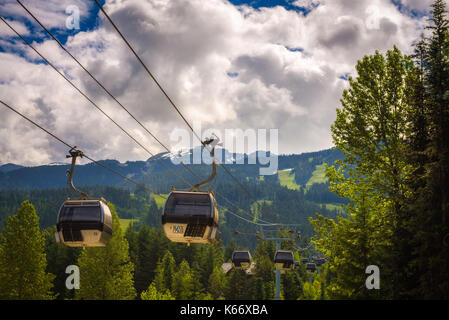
66, 147, 89, 200
189, 136, 219, 192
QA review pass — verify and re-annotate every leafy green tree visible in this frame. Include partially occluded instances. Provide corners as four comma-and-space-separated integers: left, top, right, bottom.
140, 282, 174, 300
76, 203, 136, 300
0, 200, 55, 299
302, 279, 321, 300
311, 47, 415, 299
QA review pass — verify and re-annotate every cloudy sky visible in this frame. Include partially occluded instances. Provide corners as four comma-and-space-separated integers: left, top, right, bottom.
0, 0, 439, 166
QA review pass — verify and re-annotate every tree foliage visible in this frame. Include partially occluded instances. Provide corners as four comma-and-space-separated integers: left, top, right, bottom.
0, 201, 54, 299
76, 203, 136, 300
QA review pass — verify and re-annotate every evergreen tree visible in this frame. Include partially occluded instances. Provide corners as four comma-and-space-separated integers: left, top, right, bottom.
146, 228, 170, 282
134, 225, 153, 294
208, 266, 226, 299
282, 269, 302, 300
172, 260, 195, 300
153, 250, 176, 293
196, 244, 224, 290
0, 200, 55, 299
224, 269, 252, 299
124, 222, 138, 266
144, 199, 160, 227
409, 0, 449, 298
76, 203, 136, 300
250, 240, 275, 300
43, 226, 81, 300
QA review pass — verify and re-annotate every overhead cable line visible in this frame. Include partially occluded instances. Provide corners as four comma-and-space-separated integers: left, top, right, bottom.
93, 0, 285, 225
13, 1, 279, 226
2, 8, 286, 228
1, 99, 285, 228
14, 0, 201, 182
0, 99, 160, 196
0, 16, 193, 190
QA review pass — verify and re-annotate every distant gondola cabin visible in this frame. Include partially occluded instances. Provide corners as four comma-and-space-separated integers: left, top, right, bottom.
274, 250, 294, 271
232, 250, 252, 270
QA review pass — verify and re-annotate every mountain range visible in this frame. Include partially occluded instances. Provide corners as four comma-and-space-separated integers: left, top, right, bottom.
0, 147, 344, 192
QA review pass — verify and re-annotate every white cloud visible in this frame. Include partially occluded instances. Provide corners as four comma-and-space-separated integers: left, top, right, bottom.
0, 0, 431, 166
0, 0, 92, 29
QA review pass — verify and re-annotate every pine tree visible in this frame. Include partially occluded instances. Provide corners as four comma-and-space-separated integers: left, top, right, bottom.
43, 226, 81, 300
172, 260, 195, 300
153, 250, 176, 293
250, 240, 275, 300
196, 244, 224, 290
208, 266, 226, 299
146, 227, 170, 281
134, 225, 153, 294
224, 269, 252, 299
124, 222, 138, 266
76, 203, 136, 300
0, 200, 55, 299
282, 269, 302, 300
409, 0, 449, 298
144, 199, 160, 227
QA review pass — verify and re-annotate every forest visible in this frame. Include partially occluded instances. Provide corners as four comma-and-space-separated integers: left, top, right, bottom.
0, 0, 449, 300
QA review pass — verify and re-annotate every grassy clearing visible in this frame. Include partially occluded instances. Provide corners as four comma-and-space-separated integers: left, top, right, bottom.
251, 199, 273, 222
119, 218, 139, 231
278, 168, 300, 190
324, 203, 343, 211
306, 164, 328, 188
151, 194, 167, 208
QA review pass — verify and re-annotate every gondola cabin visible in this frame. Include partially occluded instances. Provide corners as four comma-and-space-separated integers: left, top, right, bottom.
306, 262, 317, 274
162, 191, 220, 244
274, 250, 294, 271
314, 258, 326, 266
55, 199, 113, 247
232, 250, 252, 270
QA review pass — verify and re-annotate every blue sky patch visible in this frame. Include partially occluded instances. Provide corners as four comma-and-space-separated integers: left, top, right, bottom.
0, 0, 105, 49
390, 0, 428, 19
285, 46, 304, 53
339, 73, 350, 81
229, 0, 318, 15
